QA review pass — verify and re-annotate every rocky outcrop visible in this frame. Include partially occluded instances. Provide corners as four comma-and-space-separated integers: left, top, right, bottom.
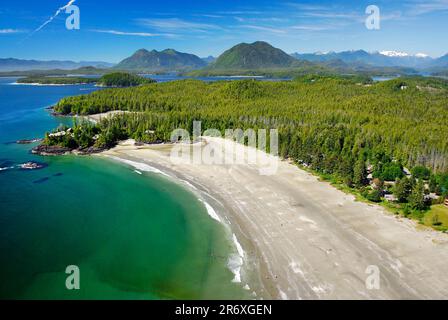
16, 138, 42, 144
73, 146, 107, 155
32, 144, 107, 156
19, 162, 47, 170
31, 145, 72, 156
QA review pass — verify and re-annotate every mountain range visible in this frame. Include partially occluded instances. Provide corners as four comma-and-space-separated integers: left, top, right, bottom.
0, 58, 114, 72
1, 42, 447, 75
292, 50, 448, 70
114, 49, 207, 72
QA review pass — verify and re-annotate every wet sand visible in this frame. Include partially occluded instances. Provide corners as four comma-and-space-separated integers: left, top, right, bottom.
101, 138, 448, 300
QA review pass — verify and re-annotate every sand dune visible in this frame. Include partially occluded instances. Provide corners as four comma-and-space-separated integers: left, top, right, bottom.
101, 137, 448, 300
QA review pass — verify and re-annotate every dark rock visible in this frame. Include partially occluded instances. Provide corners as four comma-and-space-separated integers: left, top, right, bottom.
75, 146, 107, 155
32, 145, 71, 156
17, 138, 43, 144
19, 161, 47, 170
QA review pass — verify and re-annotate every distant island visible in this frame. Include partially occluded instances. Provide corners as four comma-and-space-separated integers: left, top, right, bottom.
17, 76, 97, 85
17, 72, 155, 87
96, 72, 155, 87
0, 66, 112, 77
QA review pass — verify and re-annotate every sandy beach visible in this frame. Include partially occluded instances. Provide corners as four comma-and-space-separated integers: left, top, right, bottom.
101, 137, 448, 300
84, 111, 129, 124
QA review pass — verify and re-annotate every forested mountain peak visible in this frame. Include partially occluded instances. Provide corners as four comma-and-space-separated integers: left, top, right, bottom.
115, 48, 206, 72
210, 41, 298, 70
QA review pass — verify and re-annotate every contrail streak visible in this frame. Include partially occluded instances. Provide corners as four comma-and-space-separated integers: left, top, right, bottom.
25, 0, 76, 39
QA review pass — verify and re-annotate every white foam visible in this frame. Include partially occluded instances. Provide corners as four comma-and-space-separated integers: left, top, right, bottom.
233, 233, 245, 258
181, 179, 198, 190
228, 233, 245, 283
198, 199, 221, 223
279, 290, 288, 300
108, 154, 247, 287
196, 193, 245, 285
178, 179, 247, 286
109, 156, 170, 177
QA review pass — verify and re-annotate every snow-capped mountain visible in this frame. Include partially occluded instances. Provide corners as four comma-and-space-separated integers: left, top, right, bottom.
380, 50, 410, 57
379, 50, 431, 59
291, 49, 444, 70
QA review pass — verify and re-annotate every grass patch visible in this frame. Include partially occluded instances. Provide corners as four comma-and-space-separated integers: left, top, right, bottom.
295, 162, 448, 233
423, 205, 448, 232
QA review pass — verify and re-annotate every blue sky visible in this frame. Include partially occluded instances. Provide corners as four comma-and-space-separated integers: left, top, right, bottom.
0, 0, 447, 62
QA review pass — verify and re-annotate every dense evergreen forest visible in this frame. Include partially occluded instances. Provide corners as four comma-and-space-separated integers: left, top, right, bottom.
96, 72, 155, 87
46, 75, 448, 222
53, 76, 448, 170
17, 76, 97, 85
186, 66, 415, 78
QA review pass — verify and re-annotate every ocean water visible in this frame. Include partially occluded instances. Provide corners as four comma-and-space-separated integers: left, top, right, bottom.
0, 77, 250, 299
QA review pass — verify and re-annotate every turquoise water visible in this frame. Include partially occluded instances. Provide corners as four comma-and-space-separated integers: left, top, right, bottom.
0, 78, 249, 299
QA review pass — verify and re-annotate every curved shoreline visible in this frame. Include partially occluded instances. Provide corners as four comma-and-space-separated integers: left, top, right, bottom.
99, 138, 448, 300
101, 148, 269, 299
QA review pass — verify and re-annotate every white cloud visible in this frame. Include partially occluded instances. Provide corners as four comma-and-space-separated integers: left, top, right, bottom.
287, 4, 331, 11
240, 25, 287, 34
290, 25, 336, 31
234, 17, 289, 23
0, 29, 23, 34
92, 29, 172, 37
193, 14, 224, 18
136, 18, 221, 33
216, 10, 264, 15
381, 11, 404, 21
407, 0, 448, 15
297, 11, 361, 20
